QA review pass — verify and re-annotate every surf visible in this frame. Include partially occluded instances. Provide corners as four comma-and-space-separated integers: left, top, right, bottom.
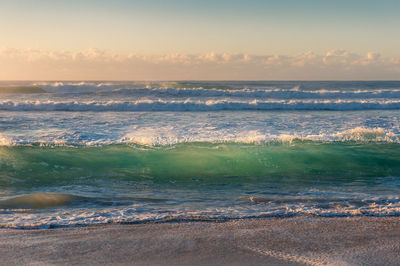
1, 81, 400, 229
2, 99, 400, 111
1, 142, 399, 189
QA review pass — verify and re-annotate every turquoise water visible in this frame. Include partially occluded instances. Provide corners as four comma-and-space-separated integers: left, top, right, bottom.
1, 81, 400, 228
2, 143, 400, 188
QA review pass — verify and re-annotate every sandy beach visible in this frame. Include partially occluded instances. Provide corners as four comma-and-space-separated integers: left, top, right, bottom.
1, 217, 399, 265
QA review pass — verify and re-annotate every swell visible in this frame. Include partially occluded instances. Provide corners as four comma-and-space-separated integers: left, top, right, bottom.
28, 81, 400, 99
104, 87, 400, 99
1, 142, 400, 188
2, 99, 400, 111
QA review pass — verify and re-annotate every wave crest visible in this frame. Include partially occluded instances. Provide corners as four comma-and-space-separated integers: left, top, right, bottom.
120, 127, 399, 146
0, 133, 12, 146
2, 99, 400, 111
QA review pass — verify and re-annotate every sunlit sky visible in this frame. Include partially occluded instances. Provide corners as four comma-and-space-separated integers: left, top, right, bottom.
1, 0, 400, 80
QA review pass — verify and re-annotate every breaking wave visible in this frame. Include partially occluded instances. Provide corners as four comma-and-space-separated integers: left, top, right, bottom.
2, 194, 400, 229
0, 126, 398, 146
2, 99, 400, 111
121, 127, 399, 146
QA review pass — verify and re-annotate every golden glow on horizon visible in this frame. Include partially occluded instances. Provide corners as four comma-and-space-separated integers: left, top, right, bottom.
0, 48, 399, 80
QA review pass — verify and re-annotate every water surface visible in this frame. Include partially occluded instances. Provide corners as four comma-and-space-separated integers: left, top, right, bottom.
1, 81, 400, 228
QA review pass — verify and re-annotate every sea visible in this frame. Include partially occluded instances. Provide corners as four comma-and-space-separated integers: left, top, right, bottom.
1, 80, 400, 229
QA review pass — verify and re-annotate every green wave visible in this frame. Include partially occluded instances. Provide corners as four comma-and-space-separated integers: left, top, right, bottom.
1, 142, 400, 189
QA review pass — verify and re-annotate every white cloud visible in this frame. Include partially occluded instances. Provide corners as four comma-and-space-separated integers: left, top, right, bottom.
0, 47, 399, 80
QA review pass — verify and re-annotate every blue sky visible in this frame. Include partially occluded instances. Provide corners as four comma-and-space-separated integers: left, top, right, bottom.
1, 0, 399, 54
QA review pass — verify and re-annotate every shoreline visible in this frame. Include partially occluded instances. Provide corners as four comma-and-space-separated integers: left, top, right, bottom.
1, 216, 400, 265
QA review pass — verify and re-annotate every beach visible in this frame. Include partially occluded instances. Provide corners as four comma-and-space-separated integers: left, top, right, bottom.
1, 217, 400, 265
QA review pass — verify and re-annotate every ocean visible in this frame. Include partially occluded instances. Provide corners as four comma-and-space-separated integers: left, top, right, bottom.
1, 81, 400, 229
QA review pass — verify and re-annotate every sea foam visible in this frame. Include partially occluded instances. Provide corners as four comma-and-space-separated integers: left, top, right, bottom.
2, 99, 400, 111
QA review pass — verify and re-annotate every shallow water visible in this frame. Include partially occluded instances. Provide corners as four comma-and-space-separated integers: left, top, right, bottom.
1, 81, 400, 228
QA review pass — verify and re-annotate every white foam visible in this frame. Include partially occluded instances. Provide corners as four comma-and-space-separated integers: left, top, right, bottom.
84, 86, 400, 101
2, 99, 400, 112
30, 82, 400, 97
0, 125, 397, 147
0, 133, 12, 146
120, 126, 400, 146
1, 199, 400, 229
331, 127, 397, 142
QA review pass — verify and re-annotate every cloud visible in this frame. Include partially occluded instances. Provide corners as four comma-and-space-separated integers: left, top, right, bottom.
0, 47, 399, 80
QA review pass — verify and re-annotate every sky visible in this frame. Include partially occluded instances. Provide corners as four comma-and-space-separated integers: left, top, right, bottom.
0, 0, 399, 80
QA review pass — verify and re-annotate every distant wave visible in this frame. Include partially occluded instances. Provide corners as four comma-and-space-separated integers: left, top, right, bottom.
2, 99, 400, 111
105, 87, 400, 100
31, 82, 400, 99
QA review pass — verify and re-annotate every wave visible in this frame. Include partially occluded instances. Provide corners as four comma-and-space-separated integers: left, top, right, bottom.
105, 86, 400, 100
3, 99, 400, 111
121, 127, 399, 146
2, 197, 400, 229
23, 81, 400, 99
1, 140, 400, 229
0, 133, 12, 146
1, 142, 399, 188
28, 82, 400, 99
0, 127, 398, 146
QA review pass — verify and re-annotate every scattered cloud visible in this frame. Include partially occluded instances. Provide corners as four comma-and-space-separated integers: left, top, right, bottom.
0, 47, 399, 80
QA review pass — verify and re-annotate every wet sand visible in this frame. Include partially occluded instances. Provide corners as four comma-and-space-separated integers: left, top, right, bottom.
1, 217, 400, 265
